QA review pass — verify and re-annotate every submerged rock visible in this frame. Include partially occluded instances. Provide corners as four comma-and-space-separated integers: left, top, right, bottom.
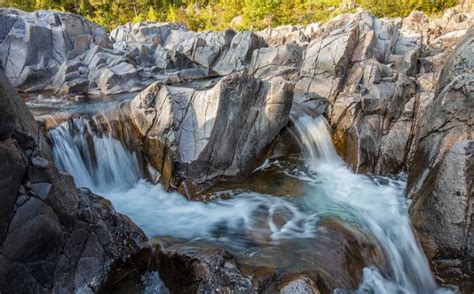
130, 70, 293, 192
0, 69, 151, 293
153, 218, 384, 293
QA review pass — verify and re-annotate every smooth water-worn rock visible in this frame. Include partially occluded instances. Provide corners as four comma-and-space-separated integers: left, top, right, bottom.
0, 69, 151, 293
131, 70, 293, 192
155, 240, 255, 293
408, 27, 473, 292
1, 6, 473, 292
154, 218, 384, 294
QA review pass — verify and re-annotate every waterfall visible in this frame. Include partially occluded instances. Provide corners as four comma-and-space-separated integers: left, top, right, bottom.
49, 118, 142, 193
291, 115, 441, 294
48, 115, 449, 293
48, 118, 316, 243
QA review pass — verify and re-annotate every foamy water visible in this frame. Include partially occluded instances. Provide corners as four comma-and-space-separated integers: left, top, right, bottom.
291, 116, 446, 294
49, 116, 449, 293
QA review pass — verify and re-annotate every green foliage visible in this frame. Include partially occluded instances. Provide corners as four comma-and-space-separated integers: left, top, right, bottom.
2, 0, 459, 31
359, 0, 457, 17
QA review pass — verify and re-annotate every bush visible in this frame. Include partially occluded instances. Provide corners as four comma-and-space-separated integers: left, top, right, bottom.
3, 0, 460, 31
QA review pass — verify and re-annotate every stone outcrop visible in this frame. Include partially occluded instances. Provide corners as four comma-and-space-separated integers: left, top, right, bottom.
110, 21, 186, 46
0, 9, 270, 96
408, 27, 473, 292
130, 70, 293, 192
0, 69, 151, 293
0, 9, 110, 92
284, 8, 472, 175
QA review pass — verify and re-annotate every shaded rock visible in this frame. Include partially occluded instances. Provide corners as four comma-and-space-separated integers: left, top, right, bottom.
408, 27, 473, 292
131, 70, 293, 192
153, 218, 384, 293
0, 68, 151, 293
155, 241, 254, 293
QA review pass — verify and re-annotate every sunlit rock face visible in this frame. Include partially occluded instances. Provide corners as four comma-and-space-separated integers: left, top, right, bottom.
0, 69, 151, 293
0, 9, 110, 91
286, 9, 472, 176
408, 27, 473, 292
130, 70, 293, 192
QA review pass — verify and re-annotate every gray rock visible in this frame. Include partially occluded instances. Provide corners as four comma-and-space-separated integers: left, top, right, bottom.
52, 60, 90, 95
213, 32, 266, 75
250, 43, 302, 79
0, 9, 111, 90
408, 27, 473, 292
294, 19, 359, 104
110, 21, 186, 45
256, 23, 320, 46
165, 29, 235, 69
130, 70, 293, 192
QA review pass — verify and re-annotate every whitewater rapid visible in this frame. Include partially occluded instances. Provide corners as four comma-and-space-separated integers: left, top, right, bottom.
49, 116, 448, 293
291, 116, 444, 294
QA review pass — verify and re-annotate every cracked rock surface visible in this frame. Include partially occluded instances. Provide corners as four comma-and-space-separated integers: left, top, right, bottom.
407, 27, 473, 292
130, 70, 293, 192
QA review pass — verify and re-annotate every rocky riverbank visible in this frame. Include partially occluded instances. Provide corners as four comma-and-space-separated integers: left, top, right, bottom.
0, 70, 151, 293
0, 5, 472, 293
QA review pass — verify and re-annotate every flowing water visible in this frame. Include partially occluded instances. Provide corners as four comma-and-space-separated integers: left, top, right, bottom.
291, 116, 443, 294
48, 114, 449, 293
49, 118, 142, 192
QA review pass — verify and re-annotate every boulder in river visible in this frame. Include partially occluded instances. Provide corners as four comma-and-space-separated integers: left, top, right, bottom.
130, 70, 293, 192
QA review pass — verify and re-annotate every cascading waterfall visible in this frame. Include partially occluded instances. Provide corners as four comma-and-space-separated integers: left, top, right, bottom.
49, 118, 142, 193
48, 115, 450, 293
291, 115, 444, 294
48, 118, 316, 244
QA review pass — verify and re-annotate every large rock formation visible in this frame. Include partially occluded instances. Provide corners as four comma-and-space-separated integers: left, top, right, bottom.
0, 69, 151, 293
286, 8, 472, 175
0, 9, 110, 92
408, 27, 473, 292
130, 70, 293, 192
